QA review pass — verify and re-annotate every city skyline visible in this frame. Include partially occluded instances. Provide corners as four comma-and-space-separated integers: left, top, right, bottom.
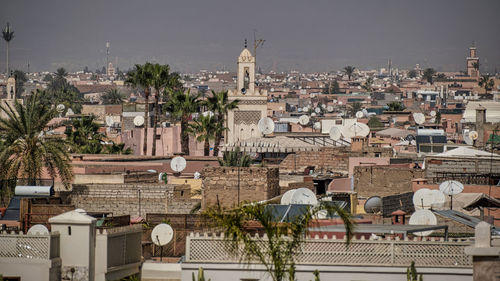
2, 0, 500, 73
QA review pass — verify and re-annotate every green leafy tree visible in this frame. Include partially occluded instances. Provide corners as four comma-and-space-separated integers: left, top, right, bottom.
367, 116, 383, 129
206, 90, 239, 156
472, 62, 479, 72
407, 70, 418, 79
188, 114, 217, 156
126, 63, 154, 155
65, 115, 104, 154
478, 74, 495, 95
343, 66, 356, 81
422, 68, 436, 85
387, 101, 405, 111
0, 91, 73, 188
218, 146, 251, 167
362, 77, 374, 93
205, 202, 354, 281
42, 68, 83, 113
2, 22, 14, 75
348, 102, 362, 117
101, 89, 124, 105
330, 80, 340, 94
103, 141, 132, 155
164, 89, 200, 155
407, 261, 423, 281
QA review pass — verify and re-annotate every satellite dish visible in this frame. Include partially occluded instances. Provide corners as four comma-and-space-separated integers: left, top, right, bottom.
170, 156, 187, 173
105, 116, 114, 127
151, 223, 174, 246
299, 115, 310, 126
258, 117, 275, 135
329, 127, 341, 141
297, 108, 303, 112
409, 209, 437, 236
311, 112, 317, 117
362, 109, 369, 117
439, 180, 464, 196
338, 101, 343, 105
313, 122, 321, 130
194, 171, 201, 179
302, 107, 309, 112
65, 108, 74, 116
469, 131, 478, 140
321, 104, 326, 109
342, 122, 370, 138
364, 196, 382, 213
27, 224, 50, 235
430, 117, 436, 123
280, 189, 297, 205
413, 113, 425, 125
413, 188, 445, 210
133, 115, 145, 127
56, 104, 65, 113
430, 110, 436, 117
327, 105, 334, 112
290, 188, 318, 205
315, 107, 321, 114
355, 111, 364, 119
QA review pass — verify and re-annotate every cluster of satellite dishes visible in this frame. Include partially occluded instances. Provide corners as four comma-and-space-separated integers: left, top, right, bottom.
328, 122, 370, 142
56, 104, 74, 117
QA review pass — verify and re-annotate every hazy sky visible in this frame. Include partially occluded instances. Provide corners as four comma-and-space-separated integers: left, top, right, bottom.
2, 0, 499, 73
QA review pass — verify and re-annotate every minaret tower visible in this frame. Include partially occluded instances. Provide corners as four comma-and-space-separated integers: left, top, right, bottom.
466, 42, 479, 78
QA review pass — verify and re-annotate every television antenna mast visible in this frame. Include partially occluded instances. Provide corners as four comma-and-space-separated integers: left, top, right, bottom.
253, 29, 265, 60
106, 42, 110, 74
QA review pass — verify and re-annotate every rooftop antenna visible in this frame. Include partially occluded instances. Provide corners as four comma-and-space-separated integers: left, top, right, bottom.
439, 180, 464, 210
253, 29, 265, 60
106, 42, 110, 74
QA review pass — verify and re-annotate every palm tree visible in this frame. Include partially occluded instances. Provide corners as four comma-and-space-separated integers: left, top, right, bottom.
126, 63, 154, 155
103, 141, 133, 155
55, 67, 68, 80
101, 89, 124, 105
343, 66, 356, 81
0, 91, 73, 188
188, 114, 217, 156
362, 77, 374, 93
205, 202, 354, 281
206, 90, 239, 156
472, 62, 480, 72
164, 89, 200, 155
422, 68, 436, 85
65, 115, 104, 154
478, 74, 495, 95
2, 23, 14, 75
218, 147, 251, 167
348, 102, 362, 117
387, 101, 405, 112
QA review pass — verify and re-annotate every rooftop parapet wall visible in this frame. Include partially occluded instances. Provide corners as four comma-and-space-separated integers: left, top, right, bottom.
0, 231, 60, 260
354, 165, 424, 197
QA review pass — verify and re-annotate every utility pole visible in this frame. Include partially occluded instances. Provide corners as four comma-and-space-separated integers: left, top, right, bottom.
106, 41, 110, 75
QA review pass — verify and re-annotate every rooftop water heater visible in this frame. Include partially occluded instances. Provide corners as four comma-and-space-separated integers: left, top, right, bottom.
14, 186, 54, 197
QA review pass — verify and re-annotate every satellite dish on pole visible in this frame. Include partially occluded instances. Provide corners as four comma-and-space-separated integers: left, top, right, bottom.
151, 223, 174, 261
468, 131, 478, 140
329, 127, 341, 141
342, 122, 370, 138
413, 188, 445, 210
133, 115, 145, 127
327, 105, 334, 112
430, 110, 436, 117
313, 122, 321, 130
439, 180, 464, 210
364, 196, 382, 213
362, 109, 369, 117
355, 111, 364, 119
290, 188, 318, 205
56, 104, 65, 113
409, 209, 437, 236
280, 189, 297, 205
315, 107, 321, 114
413, 113, 425, 125
27, 224, 50, 235
258, 117, 275, 135
65, 108, 74, 117
170, 156, 187, 173
299, 115, 310, 126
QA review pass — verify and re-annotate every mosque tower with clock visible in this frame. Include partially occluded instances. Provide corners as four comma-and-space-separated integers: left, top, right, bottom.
226, 41, 268, 144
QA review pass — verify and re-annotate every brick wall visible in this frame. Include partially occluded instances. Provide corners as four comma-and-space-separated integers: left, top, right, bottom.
279, 147, 393, 173
425, 157, 500, 181
201, 167, 280, 209
353, 166, 425, 197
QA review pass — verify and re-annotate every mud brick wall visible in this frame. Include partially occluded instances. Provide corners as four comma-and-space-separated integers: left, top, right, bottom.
201, 167, 280, 209
353, 166, 424, 197
279, 147, 393, 173
425, 157, 500, 181
166, 184, 200, 214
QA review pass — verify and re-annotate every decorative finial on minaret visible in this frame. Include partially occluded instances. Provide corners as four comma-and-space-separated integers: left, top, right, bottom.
472, 40, 476, 48
244, 38, 247, 49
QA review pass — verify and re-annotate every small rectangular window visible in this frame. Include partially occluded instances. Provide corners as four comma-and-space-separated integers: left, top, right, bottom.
68, 226, 72, 236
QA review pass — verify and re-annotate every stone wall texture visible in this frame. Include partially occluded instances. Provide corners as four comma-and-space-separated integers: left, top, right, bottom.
425, 157, 500, 182
354, 166, 425, 197
279, 147, 393, 173
201, 167, 280, 209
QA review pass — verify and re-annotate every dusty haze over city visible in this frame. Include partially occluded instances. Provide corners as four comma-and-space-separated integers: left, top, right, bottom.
1, 0, 500, 73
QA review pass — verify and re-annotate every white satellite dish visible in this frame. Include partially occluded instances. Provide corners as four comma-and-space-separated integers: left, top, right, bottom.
290, 188, 318, 205
430, 117, 436, 123
311, 112, 317, 117
362, 108, 369, 117
321, 104, 326, 109
158, 172, 167, 183
342, 122, 370, 138
133, 115, 145, 127
329, 127, 341, 141
56, 104, 65, 113
313, 122, 321, 130
105, 116, 114, 127
170, 156, 187, 173
409, 209, 437, 236
469, 131, 478, 140
27, 224, 50, 235
413, 113, 425, 125
355, 111, 364, 119
430, 110, 436, 117
302, 106, 309, 112
327, 105, 334, 112
439, 181, 464, 196
299, 115, 310, 126
65, 108, 74, 117
258, 117, 275, 135
315, 107, 321, 114
338, 101, 343, 105
413, 189, 446, 210
151, 223, 174, 246
297, 107, 303, 112
281, 189, 297, 205
194, 171, 201, 179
